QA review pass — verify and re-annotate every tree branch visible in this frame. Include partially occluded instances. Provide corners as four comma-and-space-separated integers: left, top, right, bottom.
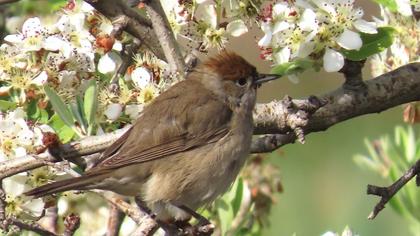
367, 159, 420, 220
106, 204, 125, 236
8, 218, 57, 236
254, 62, 420, 134
97, 191, 158, 236
144, 0, 186, 75
0, 0, 20, 5
84, 0, 165, 59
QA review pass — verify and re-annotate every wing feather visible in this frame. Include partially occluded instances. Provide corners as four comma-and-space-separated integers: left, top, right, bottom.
87, 79, 232, 173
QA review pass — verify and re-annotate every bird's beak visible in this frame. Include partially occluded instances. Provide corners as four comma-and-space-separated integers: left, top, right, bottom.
254, 73, 280, 85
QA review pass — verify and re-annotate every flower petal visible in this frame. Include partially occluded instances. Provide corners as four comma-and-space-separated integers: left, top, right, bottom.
43, 36, 65, 51
272, 21, 290, 34
272, 2, 288, 16
3, 175, 28, 197
353, 19, 377, 34
274, 47, 291, 64
131, 67, 152, 89
98, 52, 121, 74
22, 17, 43, 37
22, 198, 44, 217
32, 71, 48, 86
296, 42, 315, 58
226, 20, 248, 37
337, 29, 362, 50
104, 103, 123, 121
258, 23, 272, 47
298, 9, 317, 31
312, 1, 336, 16
195, 3, 217, 29
125, 104, 144, 120
4, 34, 23, 44
396, 0, 413, 16
323, 48, 344, 72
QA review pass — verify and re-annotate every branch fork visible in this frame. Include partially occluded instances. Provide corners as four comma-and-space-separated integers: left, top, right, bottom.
367, 159, 420, 220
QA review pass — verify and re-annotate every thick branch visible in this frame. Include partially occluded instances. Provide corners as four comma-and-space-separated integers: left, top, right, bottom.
84, 0, 165, 59
367, 159, 420, 219
254, 62, 420, 134
144, 1, 186, 75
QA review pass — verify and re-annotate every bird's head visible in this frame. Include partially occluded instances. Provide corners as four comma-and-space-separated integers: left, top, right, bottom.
190, 51, 279, 108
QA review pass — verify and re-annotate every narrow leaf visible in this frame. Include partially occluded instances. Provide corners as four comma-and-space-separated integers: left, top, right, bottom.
84, 79, 98, 129
44, 85, 74, 128
69, 102, 87, 134
48, 114, 75, 143
0, 100, 17, 111
271, 59, 313, 76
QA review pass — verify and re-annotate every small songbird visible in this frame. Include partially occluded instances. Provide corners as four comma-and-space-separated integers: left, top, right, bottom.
25, 51, 279, 226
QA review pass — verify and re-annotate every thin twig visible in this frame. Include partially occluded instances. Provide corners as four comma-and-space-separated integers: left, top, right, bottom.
110, 15, 130, 39
367, 159, 420, 219
95, 191, 159, 236
0, 181, 7, 231
9, 218, 57, 236
0, 0, 20, 5
84, 0, 165, 59
106, 204, 125, 236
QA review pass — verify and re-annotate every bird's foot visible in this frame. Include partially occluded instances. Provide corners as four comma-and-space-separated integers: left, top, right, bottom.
176, 205, 214, 236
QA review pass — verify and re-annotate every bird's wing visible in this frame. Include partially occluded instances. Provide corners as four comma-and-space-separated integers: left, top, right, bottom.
94, 126, 229, 169
88, 79, 232, 172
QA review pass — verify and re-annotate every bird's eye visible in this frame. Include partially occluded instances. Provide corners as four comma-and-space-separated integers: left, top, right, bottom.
236, 78, 247, 87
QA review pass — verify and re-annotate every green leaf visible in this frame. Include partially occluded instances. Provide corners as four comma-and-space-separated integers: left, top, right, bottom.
216, 199, 234, 236
342, 27, 395, 61
0, 100, 17, 111
84, 79, 98, 133
270, 59, 314, 76
232, 178, 244, 216
69, 102, 87, 134
371, 0, 398, 12
27, 100, 49, 123
44, 85, 74, 128
48, 114, 75, 143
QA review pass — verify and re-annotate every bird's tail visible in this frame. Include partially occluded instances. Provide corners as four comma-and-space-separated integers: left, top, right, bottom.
24, 173, 105, 198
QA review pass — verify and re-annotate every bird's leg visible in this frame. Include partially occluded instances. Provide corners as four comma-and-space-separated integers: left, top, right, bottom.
134, 197, 185, 235
134, 196, 153, 215
178, 205, 215, 235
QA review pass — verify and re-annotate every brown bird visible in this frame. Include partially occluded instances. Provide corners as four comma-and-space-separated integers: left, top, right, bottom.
25, 51, 279, 226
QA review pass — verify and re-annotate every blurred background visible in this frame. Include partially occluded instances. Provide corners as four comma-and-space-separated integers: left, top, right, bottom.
0, 0, 417, 235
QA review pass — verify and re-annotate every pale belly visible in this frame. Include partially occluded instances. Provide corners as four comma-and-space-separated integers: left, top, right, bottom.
142, 130, 252, 220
